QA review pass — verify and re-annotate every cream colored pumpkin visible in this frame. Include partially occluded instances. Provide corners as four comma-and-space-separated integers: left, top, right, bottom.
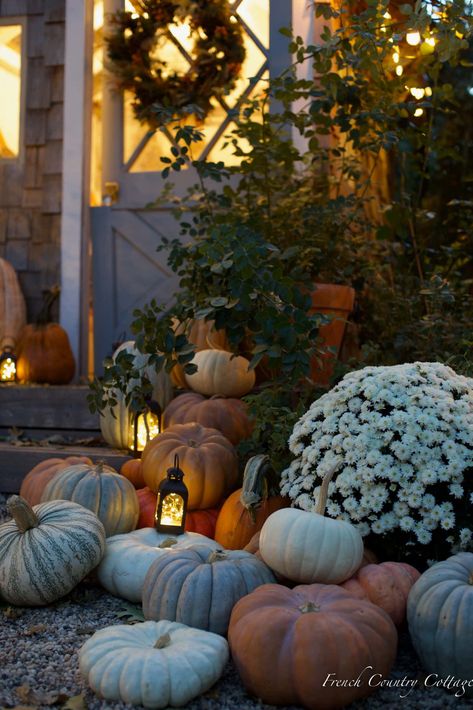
185, 349, 255, 398
0, 257, 26, 349
79, 620, 229, 708
259, 467, 363, 584
97, 527, 220, 602
100, 340, 173, 450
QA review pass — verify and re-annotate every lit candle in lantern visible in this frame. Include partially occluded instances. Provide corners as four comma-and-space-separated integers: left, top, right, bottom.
155, 454, 189, 535
130, 401, 161, 455
0, 347, 17, 382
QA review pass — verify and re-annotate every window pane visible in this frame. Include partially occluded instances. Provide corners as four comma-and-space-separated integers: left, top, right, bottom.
0, 24, 22, 158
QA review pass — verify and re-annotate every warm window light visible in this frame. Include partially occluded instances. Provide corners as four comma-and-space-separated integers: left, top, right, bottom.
155, 455, 189, 535
406, 31, 421, 46
0, 348, 17, 382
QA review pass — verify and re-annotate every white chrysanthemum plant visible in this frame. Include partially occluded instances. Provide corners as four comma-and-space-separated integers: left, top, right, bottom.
280, 362, 473, 564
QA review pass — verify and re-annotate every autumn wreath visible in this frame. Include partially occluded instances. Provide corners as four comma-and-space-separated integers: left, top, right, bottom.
105, 0, 246, 126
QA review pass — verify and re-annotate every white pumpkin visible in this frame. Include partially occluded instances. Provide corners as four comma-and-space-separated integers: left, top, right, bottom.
96, 527, 220, 602
100, 340, 174, 450
0, 257, 26, 349
184, 349, 255, 398
0, 496, 105, 606
79, 620, 229, 708
259, 467, 363, 584
407, 552, 473, 696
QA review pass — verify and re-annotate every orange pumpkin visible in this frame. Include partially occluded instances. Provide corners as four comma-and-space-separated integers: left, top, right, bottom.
19, 455, 93, 506
214, 455, 290, 550
339, 561, 420, 626
141, 422, 238, 510
16, 287, 75, 384
136, 486, 157, 528
136, 486, 220, 537
120, 458, 145, 489
228, 583, 398, 710
163, 392, 253, 445
171, 319, 229, 388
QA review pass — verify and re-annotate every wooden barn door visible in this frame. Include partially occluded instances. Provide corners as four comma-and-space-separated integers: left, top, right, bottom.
91, 0, 292, 372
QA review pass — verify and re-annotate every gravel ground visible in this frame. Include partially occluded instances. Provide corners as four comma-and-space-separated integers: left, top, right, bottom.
0, 495, 471, 710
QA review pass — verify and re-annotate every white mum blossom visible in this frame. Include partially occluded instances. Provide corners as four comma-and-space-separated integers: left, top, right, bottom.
280, 362, 473, 558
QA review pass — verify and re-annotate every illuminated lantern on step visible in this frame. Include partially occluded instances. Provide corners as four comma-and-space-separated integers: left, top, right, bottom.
0, 346, 17, 382
131, 401, 161, 455
155, 455, 188, 535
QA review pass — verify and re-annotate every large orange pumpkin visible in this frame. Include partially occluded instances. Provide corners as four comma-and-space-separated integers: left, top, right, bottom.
19, 455, 93, 506
141, 422, 238, 510
228, 583, 398, 710
16, 287, 75, 385
339, 561, 420, 626
214, 454, 289, 550
120, 458, 145, 489
136, 486, 220, 537
171, 319, 229, 388
162, 392, 253, 445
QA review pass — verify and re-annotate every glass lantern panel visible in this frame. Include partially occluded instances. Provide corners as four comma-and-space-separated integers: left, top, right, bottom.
160, 493, 184, 526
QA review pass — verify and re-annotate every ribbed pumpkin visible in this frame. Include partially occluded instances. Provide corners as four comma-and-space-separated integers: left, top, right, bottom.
0, 257, 26, 350
184, 349, 255, 398
214, 454, 290, 550
142, 544, 276, 636
19, 455, 93, 506
0, 496, 105, 606
100, 340, 173, 450
120, 458, 145, 488
407, 552, 473, 696
171, 318, 229, 388
163, 392, 252, 445
340, 561, 420, 625
228, 583, 398, 710
259, 467, 363, 584
141, 422, 238, 510
41, 461, 139, 537
97, 527, 219, 602
16, 287, 75, 385
79, 620, 229, 708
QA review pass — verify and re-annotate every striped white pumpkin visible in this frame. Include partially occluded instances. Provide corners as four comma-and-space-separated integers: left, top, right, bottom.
79, 620, 229, 708
0, 496, 105, 606
97, 527, 219, 602
40, 462, 139, 537
0, 257, 26, 349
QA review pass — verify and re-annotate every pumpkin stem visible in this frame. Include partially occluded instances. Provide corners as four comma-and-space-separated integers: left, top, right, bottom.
154, 632, 171, 649
95, 460, 106, 474
298, 601, 320, 614
36, 285, 60, 326
240, 454, 275, 523
207, 549, 227, 564
315, 465, 339, 517
7, 495, 40, 533
158, 538, 178, 549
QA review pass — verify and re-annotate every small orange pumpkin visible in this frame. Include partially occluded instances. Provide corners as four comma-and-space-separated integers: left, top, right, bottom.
141, 422, 239, 510
120, 458, 145, 489
339, 561, 421, 625
19, 455, 93, 506
163, 392, 253, 445
214, 454, 290, 550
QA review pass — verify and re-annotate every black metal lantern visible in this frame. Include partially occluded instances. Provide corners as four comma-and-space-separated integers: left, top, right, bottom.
155, 454, 189, 535
0, 347, 17, 383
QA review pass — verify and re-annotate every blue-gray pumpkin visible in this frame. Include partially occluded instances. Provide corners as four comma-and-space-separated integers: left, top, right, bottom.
41, 461, 139, 537
142, 543, 276, 636
407, 551, 473, 697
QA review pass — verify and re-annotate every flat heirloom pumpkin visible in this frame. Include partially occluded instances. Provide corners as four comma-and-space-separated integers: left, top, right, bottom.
79, 620, 229, 708
143, 544, 276, 636
41, 462, 139, 537
228, 583, 398, 710
0, 496, 105, 606
407, 552, 473, 697
97, 527, 219, 603
259, 467, 363, 584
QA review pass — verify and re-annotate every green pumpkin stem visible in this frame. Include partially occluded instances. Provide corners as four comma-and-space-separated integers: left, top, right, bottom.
7, 495, 40, 533
154, 633, 171, 649
315, 465, 339, 517
240, 454, 276, 523
36, 285, 60, 326
158, 538, 178, 549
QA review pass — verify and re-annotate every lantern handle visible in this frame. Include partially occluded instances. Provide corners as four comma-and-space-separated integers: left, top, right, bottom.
174, 453, 179, 469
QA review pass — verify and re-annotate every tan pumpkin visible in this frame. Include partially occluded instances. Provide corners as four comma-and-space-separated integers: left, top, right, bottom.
120, 458, 145, 488
228, 583, 398, 709
340, 561, 421, 625
19, 455, 93, 506
185, 349, 255, 398
214, 454, 290, 550
0, 257, 26, 350
141, 422, 238, 510
162, 392, 253, 445
171, 318, 229, 388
